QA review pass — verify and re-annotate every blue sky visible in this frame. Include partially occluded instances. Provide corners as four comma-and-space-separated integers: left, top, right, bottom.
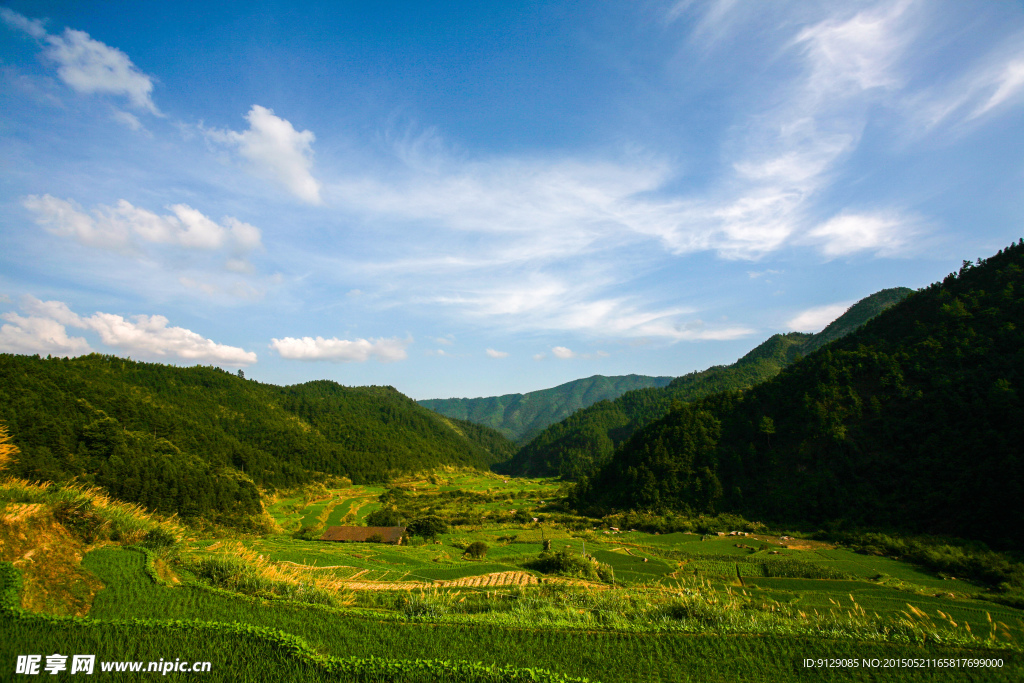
1, 1, 1023, 400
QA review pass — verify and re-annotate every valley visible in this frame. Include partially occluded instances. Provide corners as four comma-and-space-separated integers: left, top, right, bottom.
3, 243, 1024, 680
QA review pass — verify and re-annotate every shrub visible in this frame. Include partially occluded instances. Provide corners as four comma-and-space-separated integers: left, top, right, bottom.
366, 507, 404, 527
408, 515, 448, 540
53, 499, 106, 543
525, 550, 614, 584
464, 541, 488, 559
142, 526, 178, 549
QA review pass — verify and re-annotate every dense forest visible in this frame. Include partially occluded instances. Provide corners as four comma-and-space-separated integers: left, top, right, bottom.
0, 356, 513, 523
502, 288, 912, 481
574, 244, 1024, 549
419, 374, 674, 443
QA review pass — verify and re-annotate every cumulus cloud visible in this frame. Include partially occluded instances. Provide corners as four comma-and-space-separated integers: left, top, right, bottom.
0, 312, 92, 356
485, 348, 508, 358
270, 335, 410, 362
23, 195, 262, 264
551, 346, 575, 359
786, 301, 854, 332
206, 105, 322, 204
2, 9, 159, 114
85, 312, 257, 365
0, 296, 256, 365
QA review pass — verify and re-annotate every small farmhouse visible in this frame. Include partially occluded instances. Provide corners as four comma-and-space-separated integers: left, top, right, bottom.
321, 526, 406, 544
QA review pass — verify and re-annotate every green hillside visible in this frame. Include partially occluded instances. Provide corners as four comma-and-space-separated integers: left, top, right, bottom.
575, 245, 1024, 549
418, 374, 674, 443
0, 355, 514, 524
502, 288, 912, 480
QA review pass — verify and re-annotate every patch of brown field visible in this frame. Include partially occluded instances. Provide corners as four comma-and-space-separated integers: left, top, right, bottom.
749, 534, 833, 551
436, 571, 541, 588
345, 581, 425, 590
0, 503, 102, 616
545, 577, 609, 590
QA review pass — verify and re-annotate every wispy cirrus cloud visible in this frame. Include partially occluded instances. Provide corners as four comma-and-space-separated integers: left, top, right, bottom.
310, 2, 924, 346
804, 211, 921, 257
0, 296, 256, 365
909, 37, 1024, 131
1, 8, 160, 114
786, 301, 855, 332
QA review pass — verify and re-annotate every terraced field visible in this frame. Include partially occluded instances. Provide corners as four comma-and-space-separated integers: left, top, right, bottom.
35, 548, 1019, 682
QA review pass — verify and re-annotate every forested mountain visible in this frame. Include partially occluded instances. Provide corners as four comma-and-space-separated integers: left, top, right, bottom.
574, 245, 1024, 549
0, 355, 513, 523
418, 374, 674, 443
502, 288, 912, 480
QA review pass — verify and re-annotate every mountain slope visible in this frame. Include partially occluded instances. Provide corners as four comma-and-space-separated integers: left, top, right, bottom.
503, 288, 912, 480
0, 355, 514, 522
418, 374, 674, 443
576, 246, 1024, 548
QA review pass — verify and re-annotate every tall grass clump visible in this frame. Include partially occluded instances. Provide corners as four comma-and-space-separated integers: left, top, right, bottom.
181, 543, 351, 607
524, 550, 614, 584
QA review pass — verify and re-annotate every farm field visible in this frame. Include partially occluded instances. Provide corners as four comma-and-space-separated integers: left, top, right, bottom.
3, 470, 1022, 682
9, 547, 1017, 682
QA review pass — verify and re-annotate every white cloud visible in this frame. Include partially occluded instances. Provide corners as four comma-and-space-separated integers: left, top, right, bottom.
0, 312, 92, 356
551, 346, 575, 359
86, 312, 257, 365
206, 105, 322, 204
270, 335, 410, 362
972, 58, 1024, 119
485, 348, 508, 358
23, 194, 131, 250
805, 212, 917, 257
748, 269, 781, 279
910, 40, 1024, 131
0, 296, 256, 365
532, 353, 546, 361
786, 301, 855, 332
112, 109, 144, 131
314, 4, 919, 341
23, 195, 262, 262
2, 9, 160, 114
1, 8, 46, 39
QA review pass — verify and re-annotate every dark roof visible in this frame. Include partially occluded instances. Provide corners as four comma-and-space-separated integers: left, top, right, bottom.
321, 526, 405, 543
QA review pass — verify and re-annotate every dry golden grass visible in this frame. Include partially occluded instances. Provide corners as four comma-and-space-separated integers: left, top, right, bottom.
206, 542, 357, 602
0, 501, 103, 616
0, 425, 18, 471
436, 571, 540, 588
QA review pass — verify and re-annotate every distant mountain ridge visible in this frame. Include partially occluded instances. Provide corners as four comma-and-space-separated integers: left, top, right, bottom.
418, 374, 675, 443
499, 287, 913, 480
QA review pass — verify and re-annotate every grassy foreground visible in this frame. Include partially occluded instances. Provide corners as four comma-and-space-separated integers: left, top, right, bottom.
4, 552, 1020, 682
2, 466, 1022, 681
